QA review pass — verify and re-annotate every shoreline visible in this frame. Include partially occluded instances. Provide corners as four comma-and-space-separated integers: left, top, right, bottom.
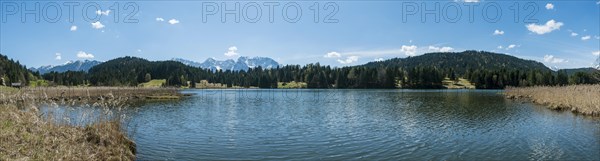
0, 87, 187, 160
0, 87, 185, 104
504, 85, 600, 116
0, 104, 136, 160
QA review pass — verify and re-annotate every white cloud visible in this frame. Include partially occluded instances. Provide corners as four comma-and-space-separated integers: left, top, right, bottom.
543, 55, 565, 63
224, 46, 239, 57
545, 3, 554, 10
597, 1, 600, 5
596, 36, 600, 40
374, 58, 384, 61
91, 21, 104, 29
324, 52, 341, 58
168, 19, 180, 25
493, 29, 504, 35
96, 10, 110, 16
70, 25, 77, 31
593, 51, 600, 56
76, 51, 94, 59
526, 19, 563, 35
428, 46, 454, 52
337, 56, 359, 64
325, 46, 447, 59
332, 48, 405, 58
400, 45, 418, 56
497, 46, 503, 49
570, 32, 578, 37
156, 17, 165, 21
581, 35, 591, 40
507, 44, 517, 49
55, 53, 62, 60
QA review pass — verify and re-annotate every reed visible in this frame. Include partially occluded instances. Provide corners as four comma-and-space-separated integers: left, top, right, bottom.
504, 85, 600, 116
0, 86, 180, 104
0, 87, 171, 160
0, 103, 135, 160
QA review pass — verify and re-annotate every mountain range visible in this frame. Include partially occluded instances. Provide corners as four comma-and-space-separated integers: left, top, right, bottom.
24, 51, 600, 76
29, 56, 281, 75
172, 56, 280, 71
30, 60, 103, 74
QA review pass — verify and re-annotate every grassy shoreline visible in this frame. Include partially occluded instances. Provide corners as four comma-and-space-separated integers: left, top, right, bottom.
504, 85, 600, 116
0, 104, 135, 160
1, 87, 183, 103
0, 86, 185, 160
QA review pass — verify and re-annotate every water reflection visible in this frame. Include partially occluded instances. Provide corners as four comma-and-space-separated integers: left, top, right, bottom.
43, 89, 600, 160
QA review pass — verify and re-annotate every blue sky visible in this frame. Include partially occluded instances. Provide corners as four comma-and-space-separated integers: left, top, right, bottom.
0, 0, 599, 69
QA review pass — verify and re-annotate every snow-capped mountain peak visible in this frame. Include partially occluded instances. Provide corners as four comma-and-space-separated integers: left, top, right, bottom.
173, 56, 280, 71
31, 60, 103, 74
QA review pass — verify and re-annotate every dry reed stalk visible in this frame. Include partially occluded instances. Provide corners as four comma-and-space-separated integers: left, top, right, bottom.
0, 87, 180, 103
0, 105, 135, 160
504, 84, 600, 116
0, 87, 154, 160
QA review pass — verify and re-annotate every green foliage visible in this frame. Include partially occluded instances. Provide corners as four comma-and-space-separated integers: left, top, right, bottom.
28, 80, 49, 87
34, 53, 600, 89
88, 57, 210, 86
138, 79, 166, 88
144, 73, 152, 82
363, 50, 552, 75
0, 54, 38, 86
569, 72, 598, 85
42, 71, 88, 86
411, 67, 444, 88
559, 68, 598, 76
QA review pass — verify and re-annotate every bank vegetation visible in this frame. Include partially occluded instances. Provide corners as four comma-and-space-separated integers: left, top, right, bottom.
505, 84, 600, 116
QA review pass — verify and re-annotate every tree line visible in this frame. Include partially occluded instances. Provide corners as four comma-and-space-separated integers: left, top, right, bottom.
39, 57, 600, 89
0, 54, 38, 86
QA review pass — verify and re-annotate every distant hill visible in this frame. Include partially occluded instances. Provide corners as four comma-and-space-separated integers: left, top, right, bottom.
559, 68, 599, 76
172, 56, 280, 71
88, 57, 209, 86
0, 54, 37, 85
362, 50, 551, 75
30, 60, 102, 74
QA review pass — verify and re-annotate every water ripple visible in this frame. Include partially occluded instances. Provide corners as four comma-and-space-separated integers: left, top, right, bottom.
49, 90, 600, 160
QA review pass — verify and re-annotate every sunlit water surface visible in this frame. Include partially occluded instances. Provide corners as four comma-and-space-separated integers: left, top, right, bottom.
44, 89, 600, 160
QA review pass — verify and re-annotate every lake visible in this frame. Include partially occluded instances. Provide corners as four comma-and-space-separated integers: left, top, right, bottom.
46, 89, 600, 160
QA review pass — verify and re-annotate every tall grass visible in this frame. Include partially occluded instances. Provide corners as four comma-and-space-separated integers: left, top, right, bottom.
504, 85, 600, 116
0, 103, 136, 160
0, 87, 170, 160
0, 87, 179, 103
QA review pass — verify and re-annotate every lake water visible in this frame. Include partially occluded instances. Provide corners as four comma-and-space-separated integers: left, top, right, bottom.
50, 89, 600, 160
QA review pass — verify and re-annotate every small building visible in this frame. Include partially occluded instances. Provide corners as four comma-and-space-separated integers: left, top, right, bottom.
11, 83, 22, 88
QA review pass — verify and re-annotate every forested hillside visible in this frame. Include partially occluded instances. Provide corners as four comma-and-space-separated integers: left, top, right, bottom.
559, 68, 598, 76
36, 52, 600, 89
0, 54, 38, 85
363, 50, 551, 75
88, 57, 213, 86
